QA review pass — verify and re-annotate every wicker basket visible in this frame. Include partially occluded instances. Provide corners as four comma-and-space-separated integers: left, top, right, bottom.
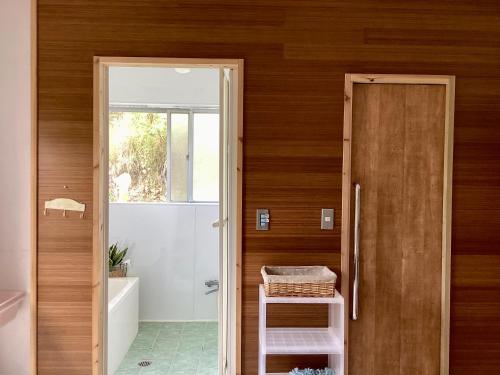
109, 263, 128, 278
261, 266, 336, 297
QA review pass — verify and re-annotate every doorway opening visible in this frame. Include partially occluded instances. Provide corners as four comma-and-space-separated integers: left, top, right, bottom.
93, 58, 243, 375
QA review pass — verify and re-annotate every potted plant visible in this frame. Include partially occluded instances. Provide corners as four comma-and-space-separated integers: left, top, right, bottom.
109, 242, 129, 277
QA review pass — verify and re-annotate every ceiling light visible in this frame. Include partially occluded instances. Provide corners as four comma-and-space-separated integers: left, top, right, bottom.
174, 68, 191, 74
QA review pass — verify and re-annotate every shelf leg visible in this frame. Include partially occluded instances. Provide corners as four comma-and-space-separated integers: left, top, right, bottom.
329, 354, 343, 375
328, 303, 344, 375
258, 346, 266, 375
258, 286, 266, 375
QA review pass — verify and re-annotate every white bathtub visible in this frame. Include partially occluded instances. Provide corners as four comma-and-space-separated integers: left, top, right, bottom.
108, 277, 139, 375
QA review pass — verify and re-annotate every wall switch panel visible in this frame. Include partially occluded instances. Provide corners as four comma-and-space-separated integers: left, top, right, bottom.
321, 208, 334, 230
256, 209, 270, 230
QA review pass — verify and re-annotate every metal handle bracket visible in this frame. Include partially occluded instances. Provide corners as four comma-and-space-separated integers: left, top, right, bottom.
352, 183, 361, 320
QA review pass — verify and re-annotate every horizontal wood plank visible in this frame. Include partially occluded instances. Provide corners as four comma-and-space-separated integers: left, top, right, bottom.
37, 0, 500, 373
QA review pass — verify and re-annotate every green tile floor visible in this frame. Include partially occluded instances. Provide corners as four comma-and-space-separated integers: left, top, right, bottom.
115, 321, 218, 375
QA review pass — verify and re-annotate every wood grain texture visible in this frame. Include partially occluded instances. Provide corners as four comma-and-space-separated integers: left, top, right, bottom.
348, 84, 445, 375
92, 58, 107, 375
36, 1, 500, 374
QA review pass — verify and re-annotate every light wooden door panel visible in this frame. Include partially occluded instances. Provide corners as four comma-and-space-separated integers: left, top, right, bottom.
345, 81, 448, 375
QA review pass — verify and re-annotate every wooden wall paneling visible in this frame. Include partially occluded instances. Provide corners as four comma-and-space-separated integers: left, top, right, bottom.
36, 1, 500, 374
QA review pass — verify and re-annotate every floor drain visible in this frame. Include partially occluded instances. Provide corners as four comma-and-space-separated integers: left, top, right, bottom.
138, 360, 152, 367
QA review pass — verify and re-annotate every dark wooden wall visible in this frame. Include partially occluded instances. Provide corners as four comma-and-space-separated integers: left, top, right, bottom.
37, 1, 500, 374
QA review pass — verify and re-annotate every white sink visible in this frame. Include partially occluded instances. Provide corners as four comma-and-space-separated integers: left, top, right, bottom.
0, 290, 24, 327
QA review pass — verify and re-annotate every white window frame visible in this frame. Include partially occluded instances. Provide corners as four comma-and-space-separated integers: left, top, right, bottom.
108, 104, 219, 203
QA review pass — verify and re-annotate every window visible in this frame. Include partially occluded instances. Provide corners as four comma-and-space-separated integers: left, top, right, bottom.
170, 113, 189, 202
193, 113, 219, 201
109, 112, 168, 202
109, 108, 219, 203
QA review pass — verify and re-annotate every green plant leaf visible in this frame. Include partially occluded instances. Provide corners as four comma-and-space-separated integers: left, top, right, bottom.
109, 242, 128, 267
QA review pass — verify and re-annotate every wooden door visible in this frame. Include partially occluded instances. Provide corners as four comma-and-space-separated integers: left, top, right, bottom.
342, 76, 454, 375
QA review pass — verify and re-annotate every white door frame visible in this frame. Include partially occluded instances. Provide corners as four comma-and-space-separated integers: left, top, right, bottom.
92, 57, 244, 375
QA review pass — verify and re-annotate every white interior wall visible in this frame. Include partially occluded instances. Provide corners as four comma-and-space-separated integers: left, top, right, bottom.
109, 67, 219, 106
109, 203, 219, 321
0, 1, 31, 374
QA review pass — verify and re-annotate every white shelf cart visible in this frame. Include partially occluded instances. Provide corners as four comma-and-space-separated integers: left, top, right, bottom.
258, 284, 344, 375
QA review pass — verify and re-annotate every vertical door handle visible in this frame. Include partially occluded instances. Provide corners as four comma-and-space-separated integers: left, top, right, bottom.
352, 183, 361, 320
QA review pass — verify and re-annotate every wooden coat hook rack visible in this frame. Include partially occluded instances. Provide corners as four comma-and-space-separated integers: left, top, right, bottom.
44, 198, 86, 218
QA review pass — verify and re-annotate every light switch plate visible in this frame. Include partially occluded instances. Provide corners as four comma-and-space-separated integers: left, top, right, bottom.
321, 208, 334, 230
256, 209, 270, 231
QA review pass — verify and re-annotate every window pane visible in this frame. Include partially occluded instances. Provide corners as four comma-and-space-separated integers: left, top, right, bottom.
170, 113, 189, 201
109, 112, 168, 202
193, 113, 219, 202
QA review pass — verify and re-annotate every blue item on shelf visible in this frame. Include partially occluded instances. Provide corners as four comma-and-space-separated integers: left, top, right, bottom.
289, 367, 334, 375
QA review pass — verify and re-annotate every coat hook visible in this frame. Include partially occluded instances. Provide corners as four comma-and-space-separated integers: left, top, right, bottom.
44, 198, 85, 218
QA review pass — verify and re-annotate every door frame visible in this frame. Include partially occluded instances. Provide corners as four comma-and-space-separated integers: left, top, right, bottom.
341, 74, 455, 375
92, 57, 244, 375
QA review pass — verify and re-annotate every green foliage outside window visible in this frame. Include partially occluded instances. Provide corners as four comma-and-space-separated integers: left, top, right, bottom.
109, 112, 167, 202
